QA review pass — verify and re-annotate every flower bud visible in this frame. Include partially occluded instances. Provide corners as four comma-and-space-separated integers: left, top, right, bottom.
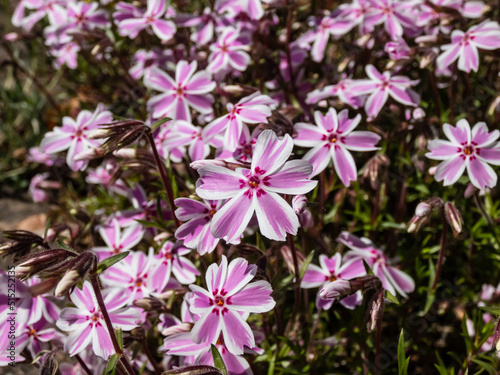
54, 252, 98, 297
366, 289, 385, 333
162, 323, 193, 337
464, 183, 479, 199
40, 351, 59, 375
444, 202, 463, 235
1, 230, 47, 260
292, 195, 307, 215
319, 279, 352, 299
415, 202, 431, 217
190, 159, 247, 171
73, 147, 106, 161
15, 249, 76, 280
133, 296, 165, 311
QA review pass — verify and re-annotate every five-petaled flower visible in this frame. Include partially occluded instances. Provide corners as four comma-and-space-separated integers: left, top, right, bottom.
196, 130, 317, 242
56, 281, 140, 359
145, 60, 216, 122
426, 119, 500, 190
294, 108, 381, 186
40, 106, 112, 171
437, 20, 500, 73
188, 256, 275, 355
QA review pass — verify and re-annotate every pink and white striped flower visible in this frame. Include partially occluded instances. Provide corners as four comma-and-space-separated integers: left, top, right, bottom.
162, 120, 222, 161
364, 0, 416, 41
40, 106, 112, 171
207, 27, 251, 73
350, 65, 420, 119
436, 20, 500, 73
17, 319, 64, 359
189, 256, 275, 355
309, 16, 356, 62
301, 253, 366, 310
180, 7, 219, 45
196, 130, 317, 242
202, 91, 274, 151
175, 198, 238, 255
306, 78, 363, 109
145, 60, 216, 122
338, 232, 415, 298
150, 241, 200, 291
426, 119, 500, 190
117, 0, 176, 41
56, 282, 140, 359
294, 108, 381, 186
93, 219, 144, 260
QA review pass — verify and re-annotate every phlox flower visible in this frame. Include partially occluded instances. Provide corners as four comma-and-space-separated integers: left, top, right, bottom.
207, 27, 251, 74
40, 106, 112, 171
301, 253, 366, 310
350, 65, 420, 119
150, 241, 200, 291
86, 160, 128, 196
154, 121, 187, 163
51, 41, 80, 70
364, 0, 417, 41
436, 20, 500, 73
196, 130, 317, 242
24, 276, 61, 325
306, 78, 363, 109
294, 108, 381, 186
56, 282, 140, 358
163, 331, 257, 375
338, 232, 415, 298
220, 125, 262, 163
216, 0, 265, 20
179, 7, 219, 45
118, 0, 176, 41
145, 60, 216, 122
175, 198, 239, 255
129, 49, 172, 80
56, 1, 109, 35
0, 322, 25, 365
14, 0, 62, 31
426, 119, 500, 190
189, 256, 275, 355
202, 91, 274, 152
11, 0, 41, 29
309, 15, 356, 62
416, 0, 487, 28
100, 249, 163, 304
29, 173, 60, 203
92, 219, 144, 260
162, 120, 222, 161
17, 319, 64, 359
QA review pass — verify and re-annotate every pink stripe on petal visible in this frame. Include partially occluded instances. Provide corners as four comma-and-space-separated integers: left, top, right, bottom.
185, 94, 214, 114
342, 131, 381, 151
196, 165, 245, 199
145, 66, 176, 91
172, 257, 199, 284
223, 258, 256, 297
311, 31, 328, 62
337, 258, 366, 279
436, 42, 462, 71
191, 304, 222, 345
294, 123, 327, 147
331, 144, 357, 187
237, 105, 272, 124
319, 253, 341, 275
189, 284, 215, 313
479, 147, 500, 166
174, 198, 211, 219
251, 130, 294, 176
316, 292, 334, 310
228, 280, 275, 313
151, 19, 176, 40
426, 140, 460, 160
389, 85, 418, 106
228, 50, 250, 71
365, 65, 384, 81
337, 111, 361, 134
71, 282, 96, 312
92, 323, 114, 359
443, 120, 471, 145
466, 157, 497, 190
265, 160, 317, 195
207, 255, 228, 295
434, 155, 467, 186
364, 89, 389, 119
220, 308, 255, 355
301, 264, 329, 288
210, 190, 255, 243
176, 60, 197, 86
304, 143, 332, 177
385, 266, 415, 297
471, 122, 499, 147
254, 190, 299, 241
185, 71, 216, 94
173, 97, 191, 122
148, 93, 176, 118
65, 324, 93, 356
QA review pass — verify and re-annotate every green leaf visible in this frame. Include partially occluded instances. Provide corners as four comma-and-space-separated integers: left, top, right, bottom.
96, 252, 130, 274
299, 250, 315, 280
115, 328, 123, 351
472, 359, 496, 375
385, 291, 400, 305
105, 353, 120, 375
56, 240, 77, 254
211, 344, 227, 375
43, 217, 51, 241
151, 117, 171, 132
479, 306, 500, 316
398, 329, 410, 375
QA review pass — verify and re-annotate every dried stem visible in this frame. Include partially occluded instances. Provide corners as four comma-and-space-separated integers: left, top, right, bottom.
143, 129, 180, 228
89, 273, 136, 375
142, 337, 162, 375
75, 354, 93, 375
285, 233, 302, 335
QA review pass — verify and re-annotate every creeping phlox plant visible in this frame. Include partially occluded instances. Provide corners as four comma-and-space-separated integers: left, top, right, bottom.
3, 0, 500, 373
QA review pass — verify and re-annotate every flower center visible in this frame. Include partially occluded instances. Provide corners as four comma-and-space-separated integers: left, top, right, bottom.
215, 296, 225, 306
29, 328, 35, 336
176, 87, 184, 95
248, 176, 260, 189
329, 274, 337, 282
329, 134, 338, 143
135, 278, 143, 287
92, 312, 100, 322
75, 129, 83, 137
463, 145, 474, 155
